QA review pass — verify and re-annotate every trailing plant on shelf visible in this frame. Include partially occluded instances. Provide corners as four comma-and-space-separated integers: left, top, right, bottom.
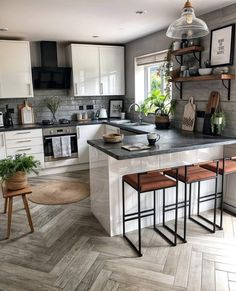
44, 96, 60, 122
0, 154, 40, 190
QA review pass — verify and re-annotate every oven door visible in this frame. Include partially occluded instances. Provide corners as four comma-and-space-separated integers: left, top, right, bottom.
43, 133, 78, 162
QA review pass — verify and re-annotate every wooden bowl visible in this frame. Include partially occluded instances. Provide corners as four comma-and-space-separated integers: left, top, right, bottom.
103, 133, 124, 143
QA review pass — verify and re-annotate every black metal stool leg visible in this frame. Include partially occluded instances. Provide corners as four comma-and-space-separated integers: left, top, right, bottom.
122, 179, 125, 237
163, 189, 165, 226
184, 181, 187, 241
197, 181, 200, 215
174, 180, 178, 245
137, 191, 142, 256
220, 172, 225, 229
153, 191, 156, 228
189, 183, 192, 219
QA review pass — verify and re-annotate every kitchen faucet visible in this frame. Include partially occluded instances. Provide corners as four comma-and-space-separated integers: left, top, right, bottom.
128, 103, 143, 124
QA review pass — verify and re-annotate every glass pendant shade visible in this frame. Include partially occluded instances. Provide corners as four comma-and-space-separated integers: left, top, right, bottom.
166, 0, 209, 39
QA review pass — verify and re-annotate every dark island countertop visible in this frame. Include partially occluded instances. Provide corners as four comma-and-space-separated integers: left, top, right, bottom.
87, 129, 236, 160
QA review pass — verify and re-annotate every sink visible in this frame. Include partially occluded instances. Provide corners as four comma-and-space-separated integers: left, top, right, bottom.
122, 122, 150, 126
111, 119, 131, 124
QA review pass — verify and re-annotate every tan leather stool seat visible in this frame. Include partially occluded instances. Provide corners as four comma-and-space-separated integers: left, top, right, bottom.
201, 160, 236, 175
123, 171, 176, 192
165, 166, 216, 183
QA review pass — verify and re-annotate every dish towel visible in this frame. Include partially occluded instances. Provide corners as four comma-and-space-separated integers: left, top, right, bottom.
52, 136, 62, 158
61, 136, 72, 157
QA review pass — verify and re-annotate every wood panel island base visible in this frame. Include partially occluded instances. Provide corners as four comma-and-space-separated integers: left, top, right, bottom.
88, 130, 236, 236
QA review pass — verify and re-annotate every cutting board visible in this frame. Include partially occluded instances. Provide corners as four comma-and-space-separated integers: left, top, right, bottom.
182, 97, 196, 131
18, 100, 34, 124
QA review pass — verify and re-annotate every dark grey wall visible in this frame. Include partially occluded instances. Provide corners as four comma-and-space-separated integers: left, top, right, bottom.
125, 4, 236, 136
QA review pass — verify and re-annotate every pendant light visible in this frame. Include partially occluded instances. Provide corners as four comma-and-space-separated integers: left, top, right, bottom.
166, 0, 209, 39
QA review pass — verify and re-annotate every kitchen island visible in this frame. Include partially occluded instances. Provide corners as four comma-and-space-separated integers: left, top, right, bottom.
88, 129, 236, 236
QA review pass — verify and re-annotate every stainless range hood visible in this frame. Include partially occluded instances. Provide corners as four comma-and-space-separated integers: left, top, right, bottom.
32, 41, 71, 90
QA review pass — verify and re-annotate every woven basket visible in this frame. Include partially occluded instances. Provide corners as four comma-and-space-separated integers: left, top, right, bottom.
5, 171, 28, 190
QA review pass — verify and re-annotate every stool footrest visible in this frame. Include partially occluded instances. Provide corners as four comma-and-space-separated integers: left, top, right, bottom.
124, 208, 154, 222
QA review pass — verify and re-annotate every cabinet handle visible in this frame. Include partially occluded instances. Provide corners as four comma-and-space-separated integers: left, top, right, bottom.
75, 83, 78, 95
100, 83, 103, 95
0, 134, 4, 147
16, 148, 32, 152
27, 84, 32, 96
17, 139, 32, 143
16, 131, 31, 135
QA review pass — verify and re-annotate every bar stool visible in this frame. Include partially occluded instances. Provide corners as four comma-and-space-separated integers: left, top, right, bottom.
1, 185, 34, 239
122, 168, 186, 257
201, 157, 236, 229
165, 161, 219, 235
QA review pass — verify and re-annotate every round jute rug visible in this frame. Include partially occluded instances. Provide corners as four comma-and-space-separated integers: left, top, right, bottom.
28, 181, 90, 205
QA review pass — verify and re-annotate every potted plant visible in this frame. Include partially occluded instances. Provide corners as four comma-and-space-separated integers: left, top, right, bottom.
0, 154, 40, 190
141, 89, 176, 129
44, 96, 60, 123
211, 111, 226, 136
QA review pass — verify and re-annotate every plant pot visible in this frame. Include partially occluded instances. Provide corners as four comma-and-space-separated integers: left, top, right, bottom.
213, 117, 223, 125
155, 115, 170, 129
5, 171, 28, 190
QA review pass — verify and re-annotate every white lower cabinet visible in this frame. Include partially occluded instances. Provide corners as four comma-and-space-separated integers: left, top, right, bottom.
5, 129, 44, 168
0, 132, 6, 159
77, 124, 104, 164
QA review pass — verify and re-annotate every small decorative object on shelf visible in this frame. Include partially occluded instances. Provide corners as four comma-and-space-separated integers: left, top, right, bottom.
211, 111, 226, 136
44, 96, 60, 124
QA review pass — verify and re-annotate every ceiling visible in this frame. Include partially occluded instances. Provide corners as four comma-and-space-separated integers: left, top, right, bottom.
1, 0, 236, 44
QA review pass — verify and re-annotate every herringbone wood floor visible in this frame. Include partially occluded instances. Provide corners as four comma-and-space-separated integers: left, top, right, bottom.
0, 170, 236, 291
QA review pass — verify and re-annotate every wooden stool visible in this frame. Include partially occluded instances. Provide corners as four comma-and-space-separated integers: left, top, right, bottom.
122, 168, 186, 257
2, 186, 34, 239
165, 162, 219, 235
201, 157, 236, 228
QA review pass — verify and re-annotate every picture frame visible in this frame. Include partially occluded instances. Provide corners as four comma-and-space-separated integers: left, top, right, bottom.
109, 99, 124, 118
209, 23, 235, 67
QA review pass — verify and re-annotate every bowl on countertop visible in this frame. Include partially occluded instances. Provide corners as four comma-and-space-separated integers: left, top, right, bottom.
198, 68, 213, 76
103, 133, 124, 143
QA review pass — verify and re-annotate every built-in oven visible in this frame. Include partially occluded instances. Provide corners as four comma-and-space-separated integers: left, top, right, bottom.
42, 126, 78, 162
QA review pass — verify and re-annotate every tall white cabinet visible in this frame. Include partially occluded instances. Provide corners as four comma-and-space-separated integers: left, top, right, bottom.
68, 44, 125, 96
0, 40, 33, 98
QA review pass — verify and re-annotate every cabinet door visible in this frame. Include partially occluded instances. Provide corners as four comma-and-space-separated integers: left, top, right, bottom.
71, 45, 100, 96
0, 132, 6, 159
99, 46, 125, 96
78, 124, 104, 164
0, 41, 33, 98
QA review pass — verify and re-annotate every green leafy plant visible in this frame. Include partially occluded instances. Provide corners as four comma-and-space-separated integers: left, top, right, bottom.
141, 89, 176, 117
211, 111, 226, 134
44, 96, 60, 116
0, 154, 40, 181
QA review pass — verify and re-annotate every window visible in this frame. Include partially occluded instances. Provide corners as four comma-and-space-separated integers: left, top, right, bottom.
135, 50, 171, 110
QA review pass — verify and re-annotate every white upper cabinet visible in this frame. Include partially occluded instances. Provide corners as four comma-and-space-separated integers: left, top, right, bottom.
68, 44, 125, 96
0, 40, 33, 98
70, 45, 100, 96
99, 46, 125, 96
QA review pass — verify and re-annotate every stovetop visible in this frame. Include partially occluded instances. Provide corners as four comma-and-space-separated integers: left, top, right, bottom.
41, 119, 71, 126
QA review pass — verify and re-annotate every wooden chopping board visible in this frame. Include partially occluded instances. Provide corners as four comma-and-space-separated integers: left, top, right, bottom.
18, 100, 34, 124
182, 97, 196, 131
203, 91, 221, 134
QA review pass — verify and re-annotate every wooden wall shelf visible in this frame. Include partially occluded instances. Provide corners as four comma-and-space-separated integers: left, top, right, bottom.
170, 74, 235, 100
171, 46, 204, 56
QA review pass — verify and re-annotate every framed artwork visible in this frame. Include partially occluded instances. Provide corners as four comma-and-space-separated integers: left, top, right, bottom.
209, 24, 235, 67
109, 99, 124, 118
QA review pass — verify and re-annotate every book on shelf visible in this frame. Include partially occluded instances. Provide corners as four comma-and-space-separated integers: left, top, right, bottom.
122, 143, 150, 151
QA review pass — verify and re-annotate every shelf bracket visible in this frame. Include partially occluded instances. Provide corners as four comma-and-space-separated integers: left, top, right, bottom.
222, 79, 231, 101
174, 55, 182, 65
174, 82, 183, 99
193, 51, 201, 67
